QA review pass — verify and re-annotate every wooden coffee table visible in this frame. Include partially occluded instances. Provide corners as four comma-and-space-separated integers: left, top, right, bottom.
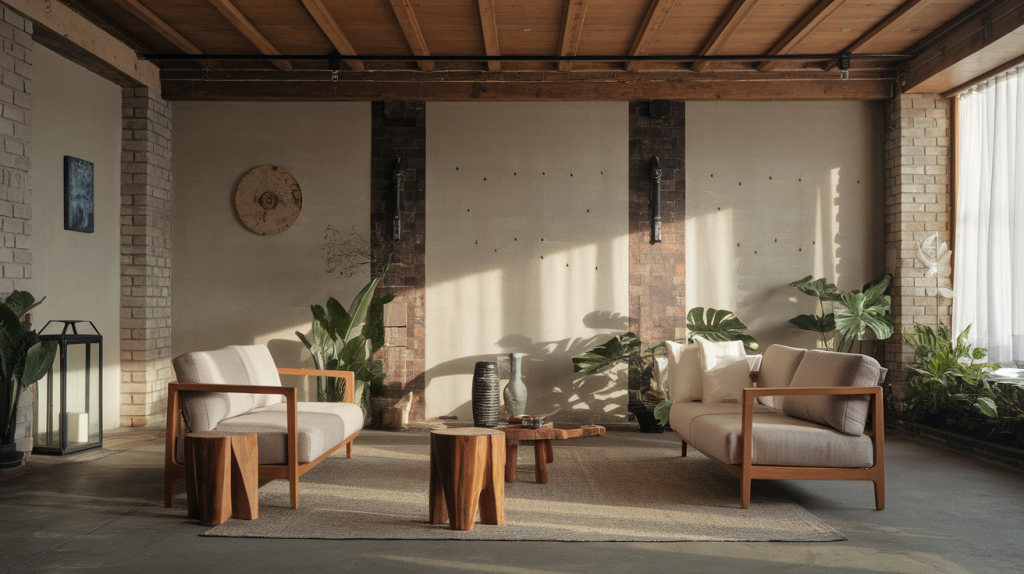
496, 423, 605, 484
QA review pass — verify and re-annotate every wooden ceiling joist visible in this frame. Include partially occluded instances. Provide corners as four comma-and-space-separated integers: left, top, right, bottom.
478, 0, 501, 72
758, 0, 847, 72
691, 0, 760, 72
903, 0, 1024, 92
558, 0, 590, 72
388, 0, 433, 71
625, 0, 677, 72
208, 0, 292, 70
828, 0, 935, 69
301, 0, 364, 71
113, 0, 202, 54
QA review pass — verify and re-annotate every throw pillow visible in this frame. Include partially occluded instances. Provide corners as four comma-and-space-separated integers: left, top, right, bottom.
782, 350, 883, 436
664, 341, 702, 402
694, 337, 751, 403
755, 345, 807, 410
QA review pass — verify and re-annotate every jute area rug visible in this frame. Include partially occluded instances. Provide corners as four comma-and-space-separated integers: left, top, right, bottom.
204, 444, 844, 542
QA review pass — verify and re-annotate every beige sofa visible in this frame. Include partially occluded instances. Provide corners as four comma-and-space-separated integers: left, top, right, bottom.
163, 345, 363, 509
669, 345, 886, 509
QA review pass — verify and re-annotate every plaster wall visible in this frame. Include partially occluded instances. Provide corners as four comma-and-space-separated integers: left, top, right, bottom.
32, 45, 122, 430
426, 102, 629, 423
171, 102, 371, 400
685, 101, 884, 351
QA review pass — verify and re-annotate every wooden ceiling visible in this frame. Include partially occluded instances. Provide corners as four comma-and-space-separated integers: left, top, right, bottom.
54, 0, 1024, 99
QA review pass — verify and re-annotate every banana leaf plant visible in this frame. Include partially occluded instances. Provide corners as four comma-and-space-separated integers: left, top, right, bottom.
789, 272, 893, 353
685, 307, 759, 352
1, 291, 58, 445
296, 266, 395, 409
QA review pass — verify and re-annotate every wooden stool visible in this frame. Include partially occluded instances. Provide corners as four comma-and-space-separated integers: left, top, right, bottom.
184, 431, 259, 526
428, 428, 505, 531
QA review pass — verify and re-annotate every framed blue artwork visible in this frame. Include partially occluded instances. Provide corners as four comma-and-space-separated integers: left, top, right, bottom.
64, 156, 94, 233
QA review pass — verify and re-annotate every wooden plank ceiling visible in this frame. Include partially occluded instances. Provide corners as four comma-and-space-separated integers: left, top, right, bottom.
59, 0, 1024, 100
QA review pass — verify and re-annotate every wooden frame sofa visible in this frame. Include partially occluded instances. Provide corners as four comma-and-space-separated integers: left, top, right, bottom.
164, 345, 362, 509
669, 346, 886, 510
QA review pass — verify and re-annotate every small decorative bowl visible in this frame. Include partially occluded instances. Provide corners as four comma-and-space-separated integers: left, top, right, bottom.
520, 415, 545, 429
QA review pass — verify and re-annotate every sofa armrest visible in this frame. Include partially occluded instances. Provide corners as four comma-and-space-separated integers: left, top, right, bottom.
165, 382, 299, 472
276, 368, 356, 404
740, 386, 884, 469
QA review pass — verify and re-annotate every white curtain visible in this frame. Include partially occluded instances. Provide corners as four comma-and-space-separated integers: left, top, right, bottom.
954, 68, 1024, 364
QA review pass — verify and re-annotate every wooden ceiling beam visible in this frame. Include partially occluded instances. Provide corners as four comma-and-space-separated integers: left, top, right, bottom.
558, 0, 590, 72
388, 0, 433, 71
692, 0, 760, 72
112, 0, 202, 55
758, 0, 847, 72
478, 0, 501, 72
161, 78, 893, 101
830, 0, 935, 68
625, 0, 677, 72
208, 0, 292, 70
300, 0, 364, 71
903, 0, 1024, 92
61, 0, 154, 54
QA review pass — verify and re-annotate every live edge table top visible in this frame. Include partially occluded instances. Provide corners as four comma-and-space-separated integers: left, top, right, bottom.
495, 423, 606, 442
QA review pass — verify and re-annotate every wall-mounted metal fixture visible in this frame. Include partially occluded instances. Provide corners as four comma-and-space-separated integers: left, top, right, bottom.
838, 51, 851, 80
392, 154, 403, 241
328, 50, 341, 82
651, 156, 662, 244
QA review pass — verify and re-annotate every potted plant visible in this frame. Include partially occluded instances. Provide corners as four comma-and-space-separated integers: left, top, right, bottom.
788, 273, 894, 353
296, 266, 395, 412
0, 291, 58, 469
368, 380, 391, 427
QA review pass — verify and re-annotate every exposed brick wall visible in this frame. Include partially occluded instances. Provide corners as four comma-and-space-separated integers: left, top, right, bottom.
0, 4, 32, 451
883, 93, 952, 389
370, 100, 426, 421
628, 100, 686, 349
120, 87, 172, 427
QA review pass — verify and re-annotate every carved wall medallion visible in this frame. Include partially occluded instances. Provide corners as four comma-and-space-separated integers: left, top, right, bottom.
235, 165, 303, 236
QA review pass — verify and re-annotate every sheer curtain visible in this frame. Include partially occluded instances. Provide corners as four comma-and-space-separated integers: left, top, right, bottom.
954, 67, 1024, 364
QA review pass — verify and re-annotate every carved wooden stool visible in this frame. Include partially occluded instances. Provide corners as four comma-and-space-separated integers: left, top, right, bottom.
184, 431, 259, 526
428, 428, 505, 531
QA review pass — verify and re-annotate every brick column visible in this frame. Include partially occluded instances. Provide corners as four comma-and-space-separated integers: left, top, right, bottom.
0, 4, 33, 450
882, 93, 952, 390
120, 87, 172, 427
370, 101, 426, 421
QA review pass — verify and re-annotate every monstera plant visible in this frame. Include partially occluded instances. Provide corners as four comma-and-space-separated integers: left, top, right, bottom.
685, 307, 760, 351
297, 267, 395, 409
0, 291, 58, 467
789, 273, 893, 353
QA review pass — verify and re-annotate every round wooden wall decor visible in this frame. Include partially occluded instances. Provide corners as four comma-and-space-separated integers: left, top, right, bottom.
235, 165, 303, 236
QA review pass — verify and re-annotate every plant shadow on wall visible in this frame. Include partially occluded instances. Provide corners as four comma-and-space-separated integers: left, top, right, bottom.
423, 311, 633, 424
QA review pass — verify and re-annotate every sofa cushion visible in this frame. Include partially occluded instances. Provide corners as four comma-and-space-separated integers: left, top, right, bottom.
173, 348, 254, 432
669, 400, 781, 440
755, 345, 807, 410
695, 337, 750, 402
782, 350, 884, 436
175, 401, 363, 465
664, 341, 702, 402
230, 345, 284, 409
685, 406, 875, 467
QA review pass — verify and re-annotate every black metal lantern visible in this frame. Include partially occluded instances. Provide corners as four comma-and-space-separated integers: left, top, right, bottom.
32, 321, 102, 455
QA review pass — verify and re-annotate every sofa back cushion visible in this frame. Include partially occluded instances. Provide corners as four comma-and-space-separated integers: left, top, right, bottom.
782, 350, 884, 436
664, 341, 703, 402
172, 345, 283, 432
756, 345, 807, 410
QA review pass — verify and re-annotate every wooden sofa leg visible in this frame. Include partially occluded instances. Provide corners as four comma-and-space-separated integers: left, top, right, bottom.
165, 476, 177, 508
346, 442, 353, 459
681, 441, 687, 457
741, 478, 751, 509
873, 479, 885, 510
289, 478, 299, 509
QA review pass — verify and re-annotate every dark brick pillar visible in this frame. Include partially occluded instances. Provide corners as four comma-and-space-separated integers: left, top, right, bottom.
628, 100, 686, 348
370, 101, 426, 421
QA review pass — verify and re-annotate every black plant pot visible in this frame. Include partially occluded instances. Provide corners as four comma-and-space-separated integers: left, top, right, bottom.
629, 402, 665, 433
0, 443, 24, 469
472, 361, 500, 428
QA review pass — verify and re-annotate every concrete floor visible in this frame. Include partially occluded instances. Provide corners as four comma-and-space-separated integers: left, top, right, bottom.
1, 428, 1022, 574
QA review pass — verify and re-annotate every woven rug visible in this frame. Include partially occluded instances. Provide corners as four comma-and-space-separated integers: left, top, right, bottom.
203, 444, 844, 542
